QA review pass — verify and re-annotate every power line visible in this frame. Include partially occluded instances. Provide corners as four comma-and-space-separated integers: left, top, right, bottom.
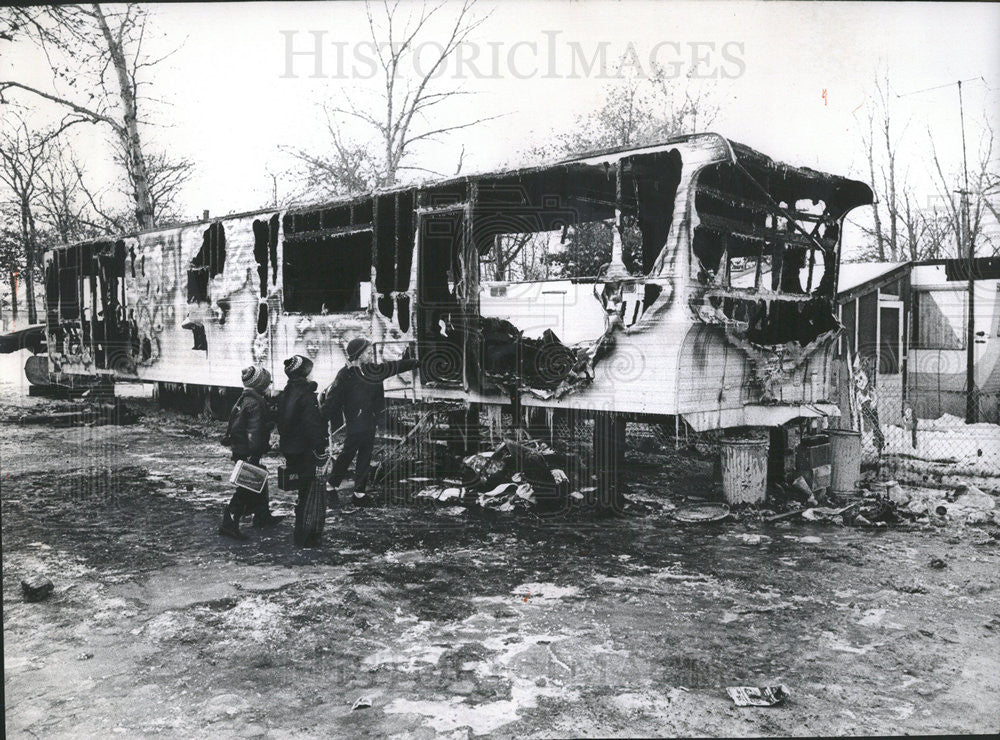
896, 76, 987, 98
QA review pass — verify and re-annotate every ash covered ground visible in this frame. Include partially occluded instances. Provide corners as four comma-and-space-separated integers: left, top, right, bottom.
3, 351, 1000, 738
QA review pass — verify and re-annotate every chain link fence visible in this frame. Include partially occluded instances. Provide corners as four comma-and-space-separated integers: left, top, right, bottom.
859, 379, 1000, 487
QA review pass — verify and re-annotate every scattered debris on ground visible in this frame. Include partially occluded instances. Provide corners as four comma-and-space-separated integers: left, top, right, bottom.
673, 503, 731, 523
352, 696, 373, 711
20, 576, 54, 602
3, 365, 1000, 737
1, 398, 141, 427
726, 685, 791, 707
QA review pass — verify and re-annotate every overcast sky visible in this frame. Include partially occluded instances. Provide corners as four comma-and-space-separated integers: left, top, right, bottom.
5, 0, 999, 230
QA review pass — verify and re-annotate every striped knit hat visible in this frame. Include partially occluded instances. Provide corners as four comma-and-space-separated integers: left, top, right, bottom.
241, 365, 272, 391
283, 354, 314, 378
346, 337, 372, 362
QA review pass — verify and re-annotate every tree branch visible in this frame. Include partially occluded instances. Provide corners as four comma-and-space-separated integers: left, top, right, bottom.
0, 81, 124, 133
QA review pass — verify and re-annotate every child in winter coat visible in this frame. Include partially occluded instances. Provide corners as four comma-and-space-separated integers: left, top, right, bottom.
321, 338, 418, 505
276, 354, 329, 546
219, 365, 283, 539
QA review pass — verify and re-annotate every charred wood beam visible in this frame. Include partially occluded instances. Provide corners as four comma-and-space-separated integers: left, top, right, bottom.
697, 187, 830, 223
727, 158, 831, 255
283, 224, 373, 243
697, 214, 833, 250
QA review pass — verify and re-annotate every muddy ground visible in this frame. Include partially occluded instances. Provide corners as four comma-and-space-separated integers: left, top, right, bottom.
3, 358, 1000, 738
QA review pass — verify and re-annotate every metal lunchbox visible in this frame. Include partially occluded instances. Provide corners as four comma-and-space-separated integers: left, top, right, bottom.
229, 460, 268, 494
277, 465, 301, 491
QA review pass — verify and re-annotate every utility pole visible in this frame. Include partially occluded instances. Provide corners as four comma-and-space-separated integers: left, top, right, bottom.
897, 77, 982, 423
958, 80, 976, 424
264, 167, 279, 208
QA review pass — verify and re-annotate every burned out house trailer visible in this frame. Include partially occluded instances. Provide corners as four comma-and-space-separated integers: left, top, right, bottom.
34, 133, 872, 432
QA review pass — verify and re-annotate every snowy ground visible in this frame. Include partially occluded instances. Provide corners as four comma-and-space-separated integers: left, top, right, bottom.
860, 412, 1000, 495
3, 352, 1000, 737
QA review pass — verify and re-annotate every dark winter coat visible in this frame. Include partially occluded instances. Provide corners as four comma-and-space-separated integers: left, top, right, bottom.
321, 359, 419, 434
276, 377, 327, 455
227, 388, 274, 461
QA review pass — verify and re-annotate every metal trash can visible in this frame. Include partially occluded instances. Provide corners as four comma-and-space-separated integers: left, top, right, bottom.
827, 428, 862, 495
720, 434, 769, 505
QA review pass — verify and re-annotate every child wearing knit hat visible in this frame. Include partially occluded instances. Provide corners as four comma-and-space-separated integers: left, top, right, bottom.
283, 354, 314, 379
242, 364, 272, 392
276, 354, 328, 547
219, 365, 283, 539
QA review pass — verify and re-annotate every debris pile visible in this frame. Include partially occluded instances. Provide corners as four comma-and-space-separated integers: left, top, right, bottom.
767, 479, 998, 529
473, 317, 594, 398
902, 483, 998, 525
464, 435, 584, 513
399, 432, 587, 515
3, 398, 141, 428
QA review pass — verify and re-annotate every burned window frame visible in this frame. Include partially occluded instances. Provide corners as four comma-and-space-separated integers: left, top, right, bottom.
693, 162, 842, 299
187, 222, 226, 304
281, 198, 375, 315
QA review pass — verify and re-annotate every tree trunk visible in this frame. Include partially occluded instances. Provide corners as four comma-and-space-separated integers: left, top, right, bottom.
905, 198, 918, 261
26, 206, 39, 324
9, 271, 18, 321
866, 137, 886, 261
92, 4, 155, 230
495, 237, 504, 281
887, 149, 898, 260
19, 198, 37, 324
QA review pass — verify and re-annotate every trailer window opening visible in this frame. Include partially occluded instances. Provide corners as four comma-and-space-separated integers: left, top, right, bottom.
696, 163, 836, 297
187, 222, 226, 303
417, 208, 465, 386
282, 230, 372, 313
480, 220, 644, 282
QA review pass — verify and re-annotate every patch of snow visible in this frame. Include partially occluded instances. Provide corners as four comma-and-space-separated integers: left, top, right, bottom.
858, 608, 887, 627
383, 549, 428, 565
734, 533, 771, 545
383, 637, 581, 735
384, 675, 575, 735
220, 596, 287, 643
510, 582, 581, 600
363, 643, 451, 672
881, 420, 1000, 471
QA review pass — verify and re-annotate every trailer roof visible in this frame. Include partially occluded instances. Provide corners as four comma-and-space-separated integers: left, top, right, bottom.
47, 132, 871, 251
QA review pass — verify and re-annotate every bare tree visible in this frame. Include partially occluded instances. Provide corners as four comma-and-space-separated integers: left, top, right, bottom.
0, 207, 25, 320
491, 72, 716, 281
520, 70, 718, 164
72, 146, 194, 233
851, 71, 969, 262
929, 122, 999, 258
1, 4, 185, 230
860, 103, 888, 261
35, 138, 104, 242
0, 5, 78, 45
285, 107, 383, 198
0, 112, 83, 323
286, 0, 494, 198
485, 233, 555, 282
856, 72, 911, 261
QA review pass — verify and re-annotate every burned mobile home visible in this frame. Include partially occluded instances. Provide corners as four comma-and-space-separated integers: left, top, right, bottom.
14, 133, 872, 481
